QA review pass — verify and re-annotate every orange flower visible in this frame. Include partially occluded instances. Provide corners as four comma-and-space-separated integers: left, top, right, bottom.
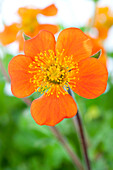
8, 28, 108, 126
0, 4, 59, 51
0, 23, 19, 45
93, 6, 113, 39
88, 36, 107, 65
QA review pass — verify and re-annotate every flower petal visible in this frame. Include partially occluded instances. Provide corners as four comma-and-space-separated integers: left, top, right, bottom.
18, 4, 57, 18
8, 55, 35, 98
38, 24, 59, 34
31, 93, 77, 126
16, 32, 25, 51
90, 37, 107, 65
56, 28, 92, 62
99, 51, 107, 66
26, 24, 59, 38
98, 27, 109, 40
0, 23, 19, 45
72, 58, 108, 99
40, 4, 58, 16
18, 7, 40, 18
24, 30, 56, 59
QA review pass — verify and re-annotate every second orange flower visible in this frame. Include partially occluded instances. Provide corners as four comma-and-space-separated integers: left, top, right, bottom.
0, 4, 59, 51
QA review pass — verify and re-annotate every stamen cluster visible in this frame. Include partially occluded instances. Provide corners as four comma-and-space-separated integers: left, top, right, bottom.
28, 49, 79, 97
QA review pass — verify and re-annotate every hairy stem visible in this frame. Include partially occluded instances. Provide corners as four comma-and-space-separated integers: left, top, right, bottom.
68, 88, 91, 170
0, 59, 84, 170
76, 112, 91, 170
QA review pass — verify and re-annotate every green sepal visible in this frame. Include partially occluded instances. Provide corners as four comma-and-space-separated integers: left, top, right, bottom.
91, 50, 102, 59
23, 33, 31, 40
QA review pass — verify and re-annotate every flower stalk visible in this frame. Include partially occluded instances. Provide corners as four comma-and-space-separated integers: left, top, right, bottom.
68, 88, 91, 170
76, 112, 91, 170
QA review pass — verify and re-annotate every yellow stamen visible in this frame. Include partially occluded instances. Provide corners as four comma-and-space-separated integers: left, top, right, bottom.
28, 49, 79, 97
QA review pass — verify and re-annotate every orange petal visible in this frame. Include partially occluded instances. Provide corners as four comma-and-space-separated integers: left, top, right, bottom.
89, 37, 107, 65
24, 30, 56, 59
0, 23, 19, 45
56, 28, 92, 62
31, 92, 77, 126
18, 5, 57, 18
98, 27, 109, 40
8, 55, 35, 98
18, 7, 40, 18
72, 58, 108, 99
26, 24, 59, 38
38, 24, 59, 34
99, 52, 107, 66
40, 4, 58, 16
16, 32, 25, 51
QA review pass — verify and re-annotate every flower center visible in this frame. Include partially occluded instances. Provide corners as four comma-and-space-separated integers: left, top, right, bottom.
28, 50, 79, 97
46, 62, 67, 84
21, 17, 38, 33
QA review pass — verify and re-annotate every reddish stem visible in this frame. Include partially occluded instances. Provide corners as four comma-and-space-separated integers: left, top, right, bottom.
68, 88, 91, 170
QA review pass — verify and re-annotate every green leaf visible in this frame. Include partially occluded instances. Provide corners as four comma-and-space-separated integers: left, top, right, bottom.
91, 50, 102, 59
23, 33, 31, 41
